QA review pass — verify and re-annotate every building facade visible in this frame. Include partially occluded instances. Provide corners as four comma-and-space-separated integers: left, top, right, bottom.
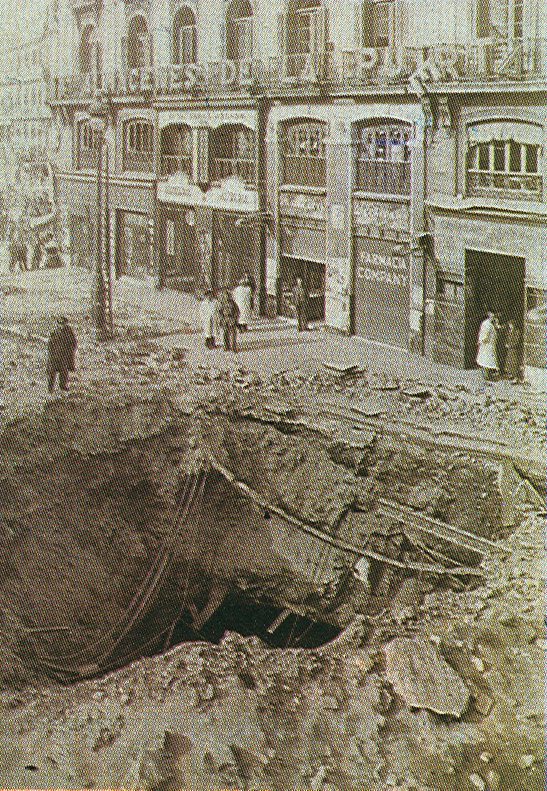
49, 0, 546, 382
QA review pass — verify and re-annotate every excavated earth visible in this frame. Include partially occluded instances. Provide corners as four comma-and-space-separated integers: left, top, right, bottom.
0, 387, 544, 791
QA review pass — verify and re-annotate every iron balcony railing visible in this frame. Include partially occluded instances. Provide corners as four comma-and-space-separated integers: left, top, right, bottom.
467, 170, 543, 201
122, 150, 154, 172
160, 153, 192, 177
356, 159, 411, 196
282, 155, 326, 189
210, 156, 256, 185
48, 37, 546, 103
78, 148, 100, 170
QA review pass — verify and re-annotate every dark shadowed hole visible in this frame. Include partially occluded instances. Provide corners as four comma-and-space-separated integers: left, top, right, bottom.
168, 588, 340, 649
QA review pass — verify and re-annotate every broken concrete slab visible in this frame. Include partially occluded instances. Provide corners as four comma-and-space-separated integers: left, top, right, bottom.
384, 637, 470, 717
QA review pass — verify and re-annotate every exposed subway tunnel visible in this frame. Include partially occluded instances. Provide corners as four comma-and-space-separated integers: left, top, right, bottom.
0, 391, 522, 687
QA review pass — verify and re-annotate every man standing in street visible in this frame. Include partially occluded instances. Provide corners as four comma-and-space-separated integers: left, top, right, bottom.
218, 290, 240, 353
47, 316, 77, 393
293, 277, 307, 332
476, 311, 499, 382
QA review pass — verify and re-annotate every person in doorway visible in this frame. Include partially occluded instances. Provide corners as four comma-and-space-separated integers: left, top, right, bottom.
503, 321, 522, 383
47, 316, 77, 393
292, 277, 308, 332
199, 290, 218, 349
476, 311, 499, 382
232, 274, 253, 332
218, 289, 240, 352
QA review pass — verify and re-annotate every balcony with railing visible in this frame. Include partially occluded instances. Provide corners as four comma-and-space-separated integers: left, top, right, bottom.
122, 150, 154, 172
282, 155, 326, 189
467, 170, 543, 201
356, 159, 411, 196
78, 147, 100, 170
160, 153, 192, 178
211, 156, 256, 185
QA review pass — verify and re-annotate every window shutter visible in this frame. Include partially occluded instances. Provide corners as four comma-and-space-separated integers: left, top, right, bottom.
196, 128, 209, 185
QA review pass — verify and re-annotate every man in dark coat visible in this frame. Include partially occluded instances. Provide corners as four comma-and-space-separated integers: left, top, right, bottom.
47, 317, 77, 393
292, 277, 307, 331
218, 290, 240, 352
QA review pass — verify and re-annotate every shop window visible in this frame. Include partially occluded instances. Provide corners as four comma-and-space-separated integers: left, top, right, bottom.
123, 119, 154, 172
172, 6, 196, 65
160, 124, 193, 178
362, 0, 392, 48
281, 119, 326, 188
210, 124, 256, 186
77, 119, 102, 169
467, 139, 542, 200
226, 0, 253, 61
355, 121, 411, 195
125, 15, 151, 70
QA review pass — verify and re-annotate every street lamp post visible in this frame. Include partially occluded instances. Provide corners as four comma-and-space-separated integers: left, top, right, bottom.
88, 100, 113, 340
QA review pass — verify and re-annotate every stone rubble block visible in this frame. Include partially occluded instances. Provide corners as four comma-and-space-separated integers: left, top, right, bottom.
384, 637, 470, 717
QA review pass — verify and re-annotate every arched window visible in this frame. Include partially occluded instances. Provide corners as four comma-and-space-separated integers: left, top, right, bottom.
283, 0, 327, 78
355, 121, 411, 195
281, 119, 326, 187
126, 15, 151, 70
361, 0, 393, 48
210, 124, 256, 185
77, 119, 102, 169
226, 0, 253, 61
466, 121, 542, 200
160, 124, 193, 178
172, 6, 196, 65
123, 118, 154, 171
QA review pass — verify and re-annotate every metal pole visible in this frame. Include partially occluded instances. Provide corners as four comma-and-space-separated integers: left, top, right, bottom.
104, 139, 113, 337
95, 132, 107, 340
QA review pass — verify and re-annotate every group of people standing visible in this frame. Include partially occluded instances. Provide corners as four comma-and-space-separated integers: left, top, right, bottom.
199, 273, 255, 353
476, 312, 522, 383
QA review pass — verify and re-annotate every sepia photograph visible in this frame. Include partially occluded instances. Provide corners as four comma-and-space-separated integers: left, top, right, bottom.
0, 0, 545, 788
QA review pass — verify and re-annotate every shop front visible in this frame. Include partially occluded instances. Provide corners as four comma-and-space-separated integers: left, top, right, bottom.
352, 197, 412, 349
57, 174, 97, 272
212, 210, 259, 295
429, 205, 546, 386
278, 191, 327, 322
116, 210, 153, 279
157, 176, 261, 301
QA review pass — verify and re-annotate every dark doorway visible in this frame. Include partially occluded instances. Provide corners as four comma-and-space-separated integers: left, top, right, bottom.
159, 207, 199, 292
464, 250, 525, 370
116, 210, 152, 279
279, 256, 325, 322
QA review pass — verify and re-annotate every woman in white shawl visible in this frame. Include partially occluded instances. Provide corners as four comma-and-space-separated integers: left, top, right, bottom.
232, 274, 253, 331
200, 291, 219, 349
476, 311, 499, 381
